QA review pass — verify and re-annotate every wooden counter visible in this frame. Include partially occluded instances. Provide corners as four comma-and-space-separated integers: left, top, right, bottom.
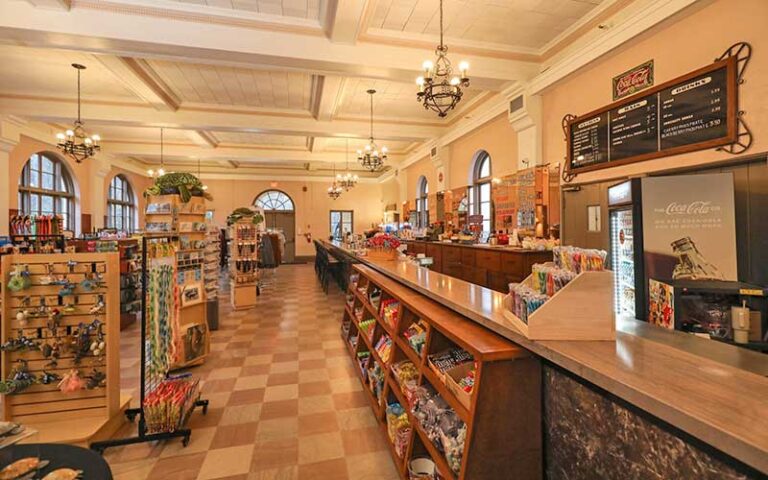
320, 240, 768, 476
401, 240, 551, 291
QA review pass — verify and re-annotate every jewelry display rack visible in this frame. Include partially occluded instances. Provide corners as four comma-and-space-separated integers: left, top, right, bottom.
91, 235, 208, 453
145, 194, 210, 369
228, 219, 259, 310
0, 253, 130, 446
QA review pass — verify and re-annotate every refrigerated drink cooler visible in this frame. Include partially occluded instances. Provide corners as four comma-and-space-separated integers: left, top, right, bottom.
607, 179, 645, 318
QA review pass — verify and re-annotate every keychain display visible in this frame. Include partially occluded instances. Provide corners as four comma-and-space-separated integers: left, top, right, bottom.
6, 266, 31, 292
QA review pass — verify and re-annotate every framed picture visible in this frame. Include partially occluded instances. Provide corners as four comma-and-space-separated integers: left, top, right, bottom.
181, 282, 203, 307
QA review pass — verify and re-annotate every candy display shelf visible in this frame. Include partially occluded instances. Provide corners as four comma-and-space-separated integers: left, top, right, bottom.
341, 264, 542, 480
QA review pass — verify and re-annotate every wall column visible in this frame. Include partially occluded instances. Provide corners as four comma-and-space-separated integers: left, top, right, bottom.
507, 89, 544, 170
0, 139, 16, 236
90, 158, 112, 231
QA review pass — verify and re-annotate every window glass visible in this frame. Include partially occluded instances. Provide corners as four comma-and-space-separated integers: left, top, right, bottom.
471, 151, 492, 233
107, 175, 136, 232
255, 190, 294, 211
330, 210, 353, 240
18, 153, 75, 230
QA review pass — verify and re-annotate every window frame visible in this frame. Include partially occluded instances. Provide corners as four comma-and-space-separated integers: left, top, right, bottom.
329, 210, 354, 241
416, 176, 429, 229
18, 153, 75, 231
254, 190, 295, 211
471, 151, 493, 233
107, 174, 137, 233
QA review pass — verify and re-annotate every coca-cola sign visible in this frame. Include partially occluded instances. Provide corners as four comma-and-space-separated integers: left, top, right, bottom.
613, 60, 654, 100
660, 201, 721, 216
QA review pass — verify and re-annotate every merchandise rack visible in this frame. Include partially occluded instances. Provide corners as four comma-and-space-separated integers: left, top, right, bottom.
0, 252, 128, 445
91, 235, 208, 453
341, 264, 542, 480
228, 219, 259, 310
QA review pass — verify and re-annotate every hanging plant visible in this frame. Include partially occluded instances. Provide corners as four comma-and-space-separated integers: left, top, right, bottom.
144, 173, 213, 203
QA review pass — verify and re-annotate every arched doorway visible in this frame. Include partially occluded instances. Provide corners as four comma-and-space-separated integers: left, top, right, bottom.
254, 190, 296, 263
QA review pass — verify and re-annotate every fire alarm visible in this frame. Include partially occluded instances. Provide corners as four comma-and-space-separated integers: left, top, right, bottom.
303, 186, 308, 192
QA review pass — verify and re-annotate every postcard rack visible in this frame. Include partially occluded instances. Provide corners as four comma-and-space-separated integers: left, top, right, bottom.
0, 253, 128, 445
91, 235, 208, 453
228, 219, 259, 310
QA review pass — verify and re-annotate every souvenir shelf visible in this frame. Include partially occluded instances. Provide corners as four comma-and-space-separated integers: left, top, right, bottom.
342, 264, 542, 480
90, 236, 208, 453
0, 253, 130, 446
228, 219, 259, 310
205, 225, 220, 330
145, 194, 210, 368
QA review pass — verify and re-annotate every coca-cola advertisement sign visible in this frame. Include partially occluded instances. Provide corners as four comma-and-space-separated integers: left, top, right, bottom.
613, 60, 654, 100
642, 173, 737, 283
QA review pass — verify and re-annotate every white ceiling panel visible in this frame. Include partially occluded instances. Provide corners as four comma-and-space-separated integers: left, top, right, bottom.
148, 60, 314, 110
0, 46, 137, 101
214, 132, 309, 146
167, 0, 322, 20
369, 0, 604, 49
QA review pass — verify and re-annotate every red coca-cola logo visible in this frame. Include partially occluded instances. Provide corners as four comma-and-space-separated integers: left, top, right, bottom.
613, 61, 653, 99
664, 201, 715, 215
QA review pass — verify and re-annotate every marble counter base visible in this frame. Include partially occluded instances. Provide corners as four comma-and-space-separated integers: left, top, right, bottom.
543, 365, 761, 480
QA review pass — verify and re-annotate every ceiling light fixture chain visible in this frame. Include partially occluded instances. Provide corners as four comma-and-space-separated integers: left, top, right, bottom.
338, 138, 359, 190
147, 128, 167, 178
55, 63, 101, 163
415, 0, 470, 118
356, 89, 388, 172
328, 155, 343, 200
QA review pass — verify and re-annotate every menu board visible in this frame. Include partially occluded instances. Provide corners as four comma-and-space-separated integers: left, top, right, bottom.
567, 58, 736, 174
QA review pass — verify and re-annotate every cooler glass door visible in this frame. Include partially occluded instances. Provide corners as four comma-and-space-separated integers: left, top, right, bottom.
611, 208, 636, 317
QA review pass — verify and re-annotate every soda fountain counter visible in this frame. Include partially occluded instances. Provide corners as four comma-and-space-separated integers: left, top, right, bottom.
320, 239, 768, 479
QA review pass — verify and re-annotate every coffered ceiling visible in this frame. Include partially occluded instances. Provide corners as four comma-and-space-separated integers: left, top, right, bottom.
0, 0, 629, 180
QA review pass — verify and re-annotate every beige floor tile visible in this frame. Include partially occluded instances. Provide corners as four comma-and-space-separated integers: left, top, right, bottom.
336, 407, 378, 431
256, 417, 299, 442
220, 404, 262, 425
111, 459, 158, 480
247, 466, 299, 480
329, 377, 363, 394
160, 426, 217, 458
298, 395, 336, 416
244, 354, 274, 366
298, 432, 345, 465
344, 451, 401, 480
196, 444, 255, 480
263, 384, 300, 402
270, 361, 300, 373
298, 369, 329, 384
234, 375, 269, 391
207, 366, 244, 380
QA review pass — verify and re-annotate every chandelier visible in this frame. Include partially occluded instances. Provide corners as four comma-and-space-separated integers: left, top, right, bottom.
415, 0, 470, 117
327, 159, 343, 200
357, 89, 387, 172
56, 64, 101, 163
147, 128, 167, 178
337, 139, 359, 190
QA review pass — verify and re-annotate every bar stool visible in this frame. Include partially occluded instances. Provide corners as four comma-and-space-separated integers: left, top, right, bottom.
317, 243, 342, 293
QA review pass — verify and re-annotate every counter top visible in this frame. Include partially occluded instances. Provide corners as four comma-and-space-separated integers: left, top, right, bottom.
401, 238, 549, 253
320, 239, 768, 474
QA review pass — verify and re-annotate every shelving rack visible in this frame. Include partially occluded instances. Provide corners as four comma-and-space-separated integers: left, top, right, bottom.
0, 253, 129, 445
145, 194, 210, 368
228, 219, 259, 310
204, 225, 220, 330
341, 264, 542, 480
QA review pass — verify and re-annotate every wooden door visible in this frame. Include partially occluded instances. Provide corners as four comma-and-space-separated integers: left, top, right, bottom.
265, 212, 296, 263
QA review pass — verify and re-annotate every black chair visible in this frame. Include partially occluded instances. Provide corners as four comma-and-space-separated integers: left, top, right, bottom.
316, 243, 342, 293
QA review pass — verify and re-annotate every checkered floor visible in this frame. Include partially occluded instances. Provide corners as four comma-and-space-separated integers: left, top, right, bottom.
106, 264, 399, 480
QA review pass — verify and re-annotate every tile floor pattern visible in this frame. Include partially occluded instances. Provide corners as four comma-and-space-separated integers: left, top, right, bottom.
106, 264, 400, 480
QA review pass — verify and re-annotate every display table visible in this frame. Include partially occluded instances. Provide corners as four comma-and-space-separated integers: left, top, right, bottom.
321, 239, 768, 478
1, 443, 113, 478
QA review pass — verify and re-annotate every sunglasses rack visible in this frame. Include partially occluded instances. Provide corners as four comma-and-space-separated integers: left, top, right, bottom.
0, 252, 128, 445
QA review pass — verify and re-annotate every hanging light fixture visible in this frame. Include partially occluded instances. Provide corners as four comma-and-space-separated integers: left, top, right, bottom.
55, 64, 101, 163
337, 138, 359, 191
327, 160, 343, 200
415, 0, 470, 117
147, 128, 167, 178
357, 89, 387, 172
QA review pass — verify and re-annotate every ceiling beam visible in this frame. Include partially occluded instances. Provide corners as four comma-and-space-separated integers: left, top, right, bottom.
100, 141, 405, 165
311, 75, 346, 121
0, 2, 538, 89
0, 95, 441, 141
326, 0, 369, 44
94, 56, 181, 111
185, 130, 219, 148
24, 0, 70, 10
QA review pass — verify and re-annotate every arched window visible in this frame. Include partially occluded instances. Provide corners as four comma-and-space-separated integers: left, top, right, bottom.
416, 176, 429, 228
107, 174, 136, 232
254, 190, 294, 211
18, 153, 75, 231
468, 151, 492, 233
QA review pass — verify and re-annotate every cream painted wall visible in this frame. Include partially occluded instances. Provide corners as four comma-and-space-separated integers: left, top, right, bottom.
405, 155, 436, 200
202, 179, 386, 257
541, 0, 768, 184
448, 113, 518, 189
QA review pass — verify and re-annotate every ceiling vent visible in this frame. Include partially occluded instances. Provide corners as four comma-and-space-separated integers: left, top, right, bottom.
509, 94, 524, 115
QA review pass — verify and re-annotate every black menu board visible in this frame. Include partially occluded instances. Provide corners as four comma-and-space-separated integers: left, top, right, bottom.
566, 58, 736, 174
569, 114, 608, 169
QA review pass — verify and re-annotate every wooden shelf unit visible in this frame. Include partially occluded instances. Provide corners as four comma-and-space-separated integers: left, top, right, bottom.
228, 219, 259, 310
340, 264, 542, 480
0, 253, 129, 445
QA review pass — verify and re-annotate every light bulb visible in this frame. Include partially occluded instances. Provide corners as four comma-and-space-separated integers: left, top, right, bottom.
356, 149, 363, 155
450, 77, 460, 86
56, 133, 66, 140
84, 137, 93, 145
422, 60, 434, 72
459, 61, 469, 76
147, 169, 155, 176
416, 76, 425, 86
382, 146, 388, 153
158, 168, 166, 176
202, 185, 208, 190
365, 145, 371, 151
92, 134, 101, 142
66, 130, 74, 137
